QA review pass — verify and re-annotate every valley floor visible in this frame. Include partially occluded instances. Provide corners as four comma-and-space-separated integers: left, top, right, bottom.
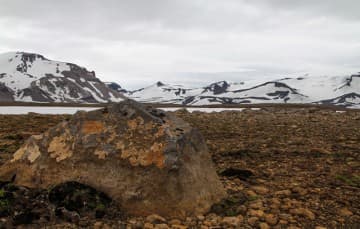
0, 107, 359, 228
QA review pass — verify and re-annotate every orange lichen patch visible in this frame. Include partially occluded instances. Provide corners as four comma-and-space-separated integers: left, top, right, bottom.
144, 121, 154, 130
119, 142, 165, 168
145, 143, 165, 168
121, 149, 133, 159
116, 116, 169, 168
12, 137, 41, 163
116, 141, 125, 151
105, 128, 117, 143
127, 117, 145, 130
81, 121, 105, 135
155, 125, 167, 138
94, 149, 109, 159
128, 155, 140, 166
48, 133, 73, 162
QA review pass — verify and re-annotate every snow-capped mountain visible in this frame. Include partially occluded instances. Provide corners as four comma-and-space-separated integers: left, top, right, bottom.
121, 74, 360, 108
125, 80, 309, 105
127, 81, 200, 104
0, 52, 124, 103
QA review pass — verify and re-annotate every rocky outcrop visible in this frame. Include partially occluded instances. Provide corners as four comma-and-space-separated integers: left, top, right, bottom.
0, 100, 225, 218
0, 83, 14, 102
105, 82, 128, 93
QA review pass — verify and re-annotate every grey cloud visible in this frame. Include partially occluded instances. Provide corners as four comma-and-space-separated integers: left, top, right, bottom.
0, 0, 359, 89
250, 0, 360, 21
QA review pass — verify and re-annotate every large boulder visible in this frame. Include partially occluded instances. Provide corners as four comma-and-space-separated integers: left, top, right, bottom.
0, 100, 225, 218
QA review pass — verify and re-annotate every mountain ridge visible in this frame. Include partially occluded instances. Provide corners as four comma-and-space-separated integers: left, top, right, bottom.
119, 73, 360, 108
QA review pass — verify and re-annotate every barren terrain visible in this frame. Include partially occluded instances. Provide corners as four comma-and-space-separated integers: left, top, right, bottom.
0, 107, 359, 228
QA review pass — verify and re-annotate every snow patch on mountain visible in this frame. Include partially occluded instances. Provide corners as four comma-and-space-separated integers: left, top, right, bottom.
127, 81, 199, 104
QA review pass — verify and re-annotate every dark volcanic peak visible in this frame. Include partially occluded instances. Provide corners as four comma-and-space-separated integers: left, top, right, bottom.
17, 52, 48, 62
156, 81, 165, 87
203, 81, 230, 95
105, 82, 127, 93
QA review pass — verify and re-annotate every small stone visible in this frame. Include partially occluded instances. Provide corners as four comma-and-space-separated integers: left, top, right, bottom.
275, 190, 291, 196
154, 224, 169, 229
102, 224, 111, 229
146, 214, 166, 224
271, 198, 281, 205
205, 214, 220, 226
338, 208, 353, 217
237, 215, 244, 223
133, 221, 144, 229
259, 222, 270, 229
281, 199, 292, 210
93, 221, 103, 229
265, 213, 278, 225
196, 215, 205, 221
249, 200, 263, 209
290, 208, 315, 220
236, 205, 247, 214
55, 207, 80, 224
221, 216, 242, 227
247, 217, 258, 226
247, 190, 257, 197
169, 219, 182, 225
248, 209, 264, 218
292, 187, 307, 196
252, 186, 269, 195
144, 222, 154, 229
315, 226, 327, 229
171, 225, 188, 229
203, 220, 212, 226
279, 220, 288, 225
287, 226, 301, 229
279, 213, 291, 220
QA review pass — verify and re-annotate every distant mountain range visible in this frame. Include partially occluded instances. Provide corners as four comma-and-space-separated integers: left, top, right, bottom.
0, 52, 124, 103
0, 52, 359, 108
110, 74, 360, 108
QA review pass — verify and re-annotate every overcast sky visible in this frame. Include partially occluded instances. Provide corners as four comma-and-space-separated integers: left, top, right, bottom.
1, 0, 359, 89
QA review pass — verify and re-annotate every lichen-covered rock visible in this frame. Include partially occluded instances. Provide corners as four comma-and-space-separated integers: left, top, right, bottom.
0, 100, 225, 218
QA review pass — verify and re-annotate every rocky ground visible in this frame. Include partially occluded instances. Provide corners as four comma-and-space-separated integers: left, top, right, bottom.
0, 107, 359, 228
